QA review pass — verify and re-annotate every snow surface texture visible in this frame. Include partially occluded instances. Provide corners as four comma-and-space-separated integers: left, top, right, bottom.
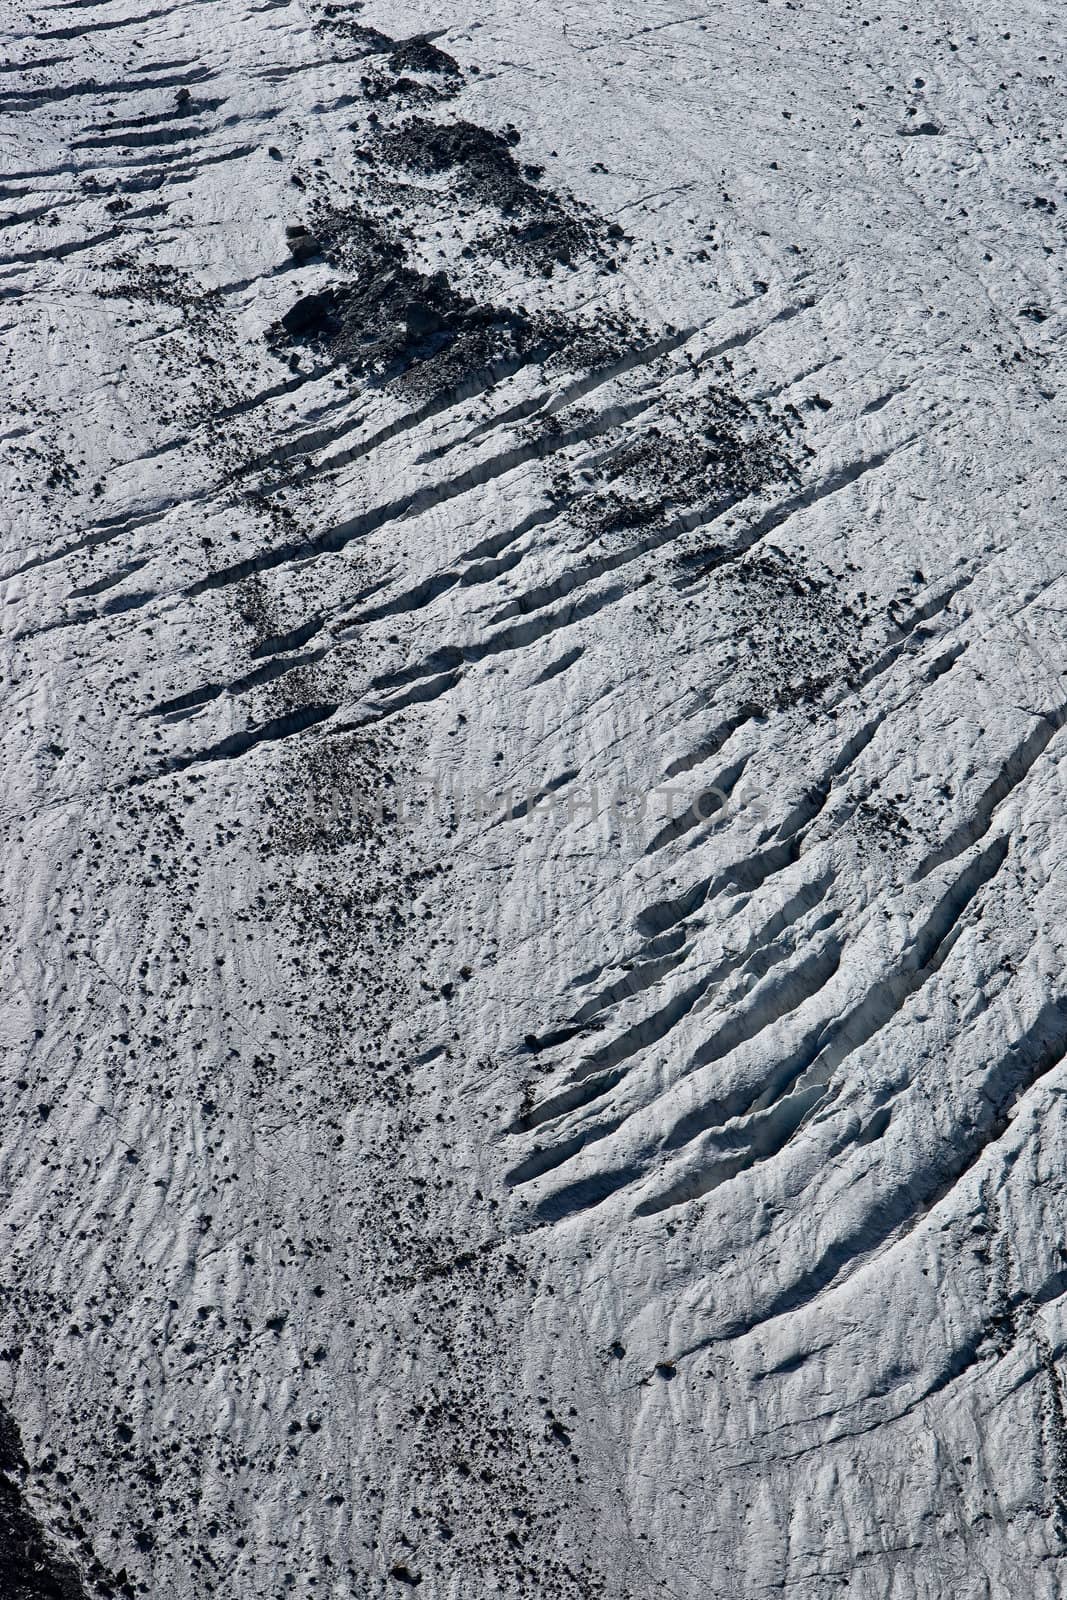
1, 0, 1066, 1595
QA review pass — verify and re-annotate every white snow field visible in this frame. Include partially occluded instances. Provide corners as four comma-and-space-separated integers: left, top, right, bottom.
1, 0, 1065, 1595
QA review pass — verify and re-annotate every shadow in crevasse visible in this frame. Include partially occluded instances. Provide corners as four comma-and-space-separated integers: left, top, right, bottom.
0, 1409, 90, 1600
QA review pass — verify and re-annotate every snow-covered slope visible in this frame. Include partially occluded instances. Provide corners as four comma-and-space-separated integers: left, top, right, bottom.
1, 0, 1066, 1595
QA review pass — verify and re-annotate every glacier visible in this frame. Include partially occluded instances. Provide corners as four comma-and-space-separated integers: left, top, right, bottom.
1, 0, 1065, 1595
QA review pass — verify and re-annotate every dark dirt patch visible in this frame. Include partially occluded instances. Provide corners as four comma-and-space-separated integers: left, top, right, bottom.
716, 549, 869, 710
270, 260, 563, 395
269, 202, 616, 400
371, 116, 616, 271
94, 259, 222, 329
549, 388, 801, 539
495, 203, 610, 273
307, 200, 404, 274
312, 2, 392, 54
359, 69, 458, 106
374, 117, 537, 211
386, 37, 461, 80
313, 0, 463, 97
360, 43, 461, 106
359, 36, 463, 105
